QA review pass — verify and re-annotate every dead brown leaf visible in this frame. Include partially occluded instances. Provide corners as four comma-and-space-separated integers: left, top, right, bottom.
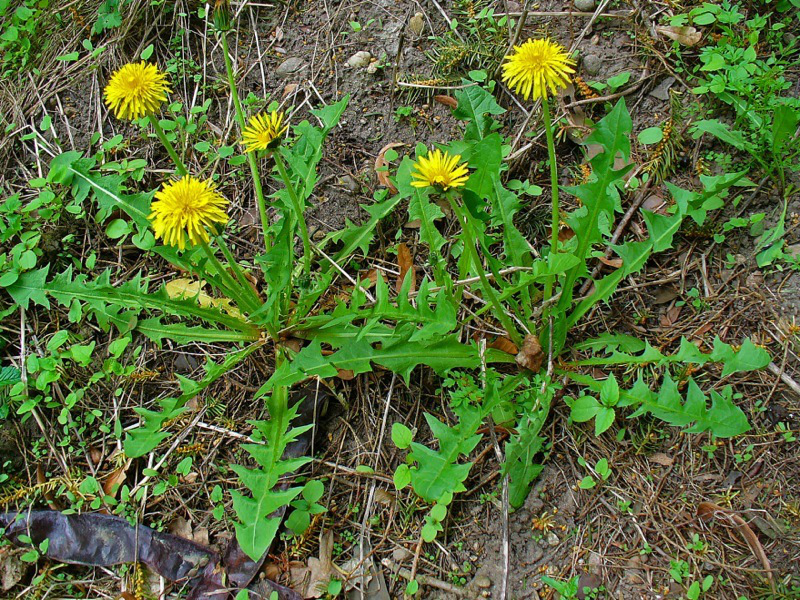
374, 142, 404, 194
168, 517, 194, 541
102, 460, 131, 498
290, 530, 335, 598
660, 305, 682, 328
396, 242, 416, 294
656, 25, 702, 46
433, 94, 458, 109
516, 335, 544, 372
0, 547, 27, 592
697, 502, 775, 592
597, 256, 623, 268
282, 83, 298, 99
652, 286, 678, 305
336, 368, 356, 380
487, 336, 518, 355
648, 452, 674, 467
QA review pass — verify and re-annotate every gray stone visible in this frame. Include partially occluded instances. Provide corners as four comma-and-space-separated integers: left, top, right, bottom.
408, 12, 425, 36
474, 575, 492, 589
574, 0, 596, 11
275, 57, 306, 78
649, 76, 676, 100
339, 175, 359, 193
347, 51, 372, 68
582, 53, 602, 76
392, 547, 412, 562
546, 532, 559, 546
378, 21, 404, 56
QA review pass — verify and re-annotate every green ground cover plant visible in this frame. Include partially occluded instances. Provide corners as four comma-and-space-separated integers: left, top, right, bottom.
0, 0, 788, 597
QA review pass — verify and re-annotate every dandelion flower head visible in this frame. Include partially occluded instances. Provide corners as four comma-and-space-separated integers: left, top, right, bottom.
411, 149, 469, 191
241, 111, 287, 152
104, 62, 170, 121
149, 176, 229, 250
501, 38, 575, 101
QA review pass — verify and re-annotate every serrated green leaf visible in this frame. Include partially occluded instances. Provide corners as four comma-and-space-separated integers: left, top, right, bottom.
5, 266, 50, 309
452, 83, 505, 141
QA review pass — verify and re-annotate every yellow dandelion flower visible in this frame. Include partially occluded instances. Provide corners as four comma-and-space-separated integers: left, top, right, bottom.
241, 111, 287, 152
104, 62, 170, 121
410, 149, 469, 191
149, 176, 229, 250
501, 38, 575, 101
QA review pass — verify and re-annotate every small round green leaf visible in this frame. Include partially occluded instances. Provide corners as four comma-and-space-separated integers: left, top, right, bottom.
393, 464, 411, 490
302, 480, 325, 503
391, 422, 413, 449
106, 219, 131, 239
638, 127, 664, 145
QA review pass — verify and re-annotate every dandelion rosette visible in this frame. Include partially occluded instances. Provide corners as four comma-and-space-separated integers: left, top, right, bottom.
411, 149, 469, 191
104, 62, 170, 121
241, 111, 288, 152
501, 38, 575, 101
149, 176, 229, 250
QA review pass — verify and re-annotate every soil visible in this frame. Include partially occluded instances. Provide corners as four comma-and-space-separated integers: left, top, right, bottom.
1, 0, 799, 599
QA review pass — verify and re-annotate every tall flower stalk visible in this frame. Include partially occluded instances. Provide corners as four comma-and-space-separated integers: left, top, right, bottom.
217, 25, 271, 251
272, 152, 312, 275
501, 38, 574, 333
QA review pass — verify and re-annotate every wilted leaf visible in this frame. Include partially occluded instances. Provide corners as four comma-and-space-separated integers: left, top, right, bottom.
697, 502, 774, 591
656, 25, 702, 46
0, 547, 28, 591
165, 278, 243, 319
487, 336, 518, 355
375, 143, 404, 194
516, 335, 544, 372
290, 530, 334, 598
396, 242, 416, 294
433, 95, 458, 109
648, 452, 674, 467
102, 459, 131, 498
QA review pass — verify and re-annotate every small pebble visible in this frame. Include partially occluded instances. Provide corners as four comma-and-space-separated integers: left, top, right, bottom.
275, 57, 306, 78
574, 0, 596, 11
347, 50, 372, 68
339, 175, 359, 193
392, 547, 412, 562
474, 575, 492, 589
408, 12, 425, 36
582, 54, 602, 76
546, 532, 560, 546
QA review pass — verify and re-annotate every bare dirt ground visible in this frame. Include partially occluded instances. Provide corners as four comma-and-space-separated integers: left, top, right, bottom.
1, 0, 799, 598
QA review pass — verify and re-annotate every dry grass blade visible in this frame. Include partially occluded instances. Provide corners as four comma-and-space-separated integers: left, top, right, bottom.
697, 501, 775, 592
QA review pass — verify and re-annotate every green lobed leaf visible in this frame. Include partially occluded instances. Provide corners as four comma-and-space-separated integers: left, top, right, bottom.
451, 83, 505, 141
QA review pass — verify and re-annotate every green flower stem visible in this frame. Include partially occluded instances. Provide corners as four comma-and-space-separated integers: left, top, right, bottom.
219, 31, 272, 251
199, 240, 259, 314
449, 197, 522, 347
541, 95, 560, 326
148, 114, 187, 176
273, 151, 312, 275
215, 235, 262, 308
